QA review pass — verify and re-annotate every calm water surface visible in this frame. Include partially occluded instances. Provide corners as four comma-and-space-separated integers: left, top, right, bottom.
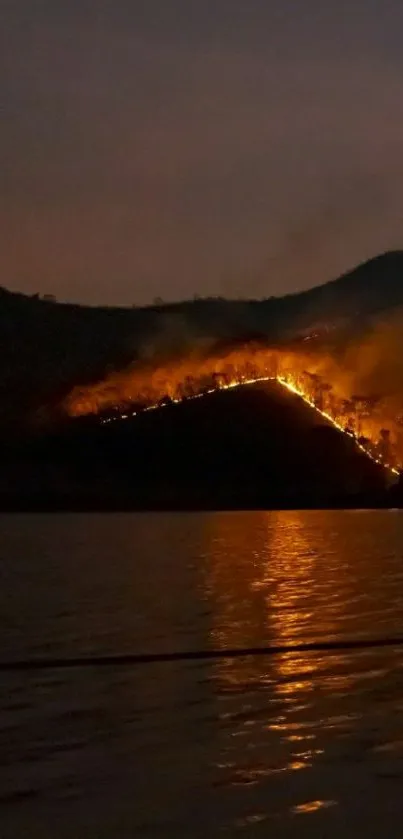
1, 511, 403, 837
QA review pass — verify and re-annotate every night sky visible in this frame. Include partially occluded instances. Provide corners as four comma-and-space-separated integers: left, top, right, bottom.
2, 1, 403, 305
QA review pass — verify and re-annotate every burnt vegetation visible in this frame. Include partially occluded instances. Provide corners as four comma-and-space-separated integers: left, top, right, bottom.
0, 381, 388, 511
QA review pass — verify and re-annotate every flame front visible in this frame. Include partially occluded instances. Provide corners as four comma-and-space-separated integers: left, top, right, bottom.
64, 344, 402, 477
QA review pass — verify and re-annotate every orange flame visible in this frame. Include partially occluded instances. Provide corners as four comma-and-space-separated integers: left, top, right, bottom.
63, 343, 403, 475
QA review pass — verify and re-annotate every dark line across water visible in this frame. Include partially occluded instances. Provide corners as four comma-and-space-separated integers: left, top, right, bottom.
1, 636, 403, 673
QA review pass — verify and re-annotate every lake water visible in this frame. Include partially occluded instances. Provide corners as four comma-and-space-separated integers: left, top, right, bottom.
2, 511, 403, 837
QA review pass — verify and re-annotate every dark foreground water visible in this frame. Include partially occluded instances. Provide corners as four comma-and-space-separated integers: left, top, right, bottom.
1, 511, 403, 837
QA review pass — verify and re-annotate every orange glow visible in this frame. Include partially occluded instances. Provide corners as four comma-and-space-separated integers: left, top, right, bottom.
292, 800, 337, 814
63, 342, 403, 476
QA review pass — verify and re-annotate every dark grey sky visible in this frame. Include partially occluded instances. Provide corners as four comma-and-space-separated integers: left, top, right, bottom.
1, 1, 403, 304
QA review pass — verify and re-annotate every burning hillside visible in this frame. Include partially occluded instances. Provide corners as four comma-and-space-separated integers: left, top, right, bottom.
63, 313, 403, 476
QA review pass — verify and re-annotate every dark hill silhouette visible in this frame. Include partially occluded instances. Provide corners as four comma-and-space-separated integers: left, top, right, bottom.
284, 250, 403, 330
0, 381, 389, 510
1, 250, 403, 431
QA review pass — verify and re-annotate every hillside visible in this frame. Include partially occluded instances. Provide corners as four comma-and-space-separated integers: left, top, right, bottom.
0, 381, 388, 510
1, 250, 403, 431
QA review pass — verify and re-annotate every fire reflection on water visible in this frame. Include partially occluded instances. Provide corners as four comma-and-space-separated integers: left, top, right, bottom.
267, 510, 320, 702
204, 511, 356, 786
206, 510, 349, 692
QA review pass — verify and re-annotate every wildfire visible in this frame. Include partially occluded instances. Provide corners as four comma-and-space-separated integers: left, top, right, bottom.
276, 376, 399, 477
64, 345, 403, 478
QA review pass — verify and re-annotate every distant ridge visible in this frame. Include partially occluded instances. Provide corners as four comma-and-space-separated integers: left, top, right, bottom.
287, 250, 403, 327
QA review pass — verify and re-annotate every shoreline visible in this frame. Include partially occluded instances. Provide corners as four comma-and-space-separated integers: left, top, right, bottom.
0, 496, 398, 513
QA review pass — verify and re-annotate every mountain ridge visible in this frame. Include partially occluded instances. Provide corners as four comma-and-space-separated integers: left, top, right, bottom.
1, 250, 403, 431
